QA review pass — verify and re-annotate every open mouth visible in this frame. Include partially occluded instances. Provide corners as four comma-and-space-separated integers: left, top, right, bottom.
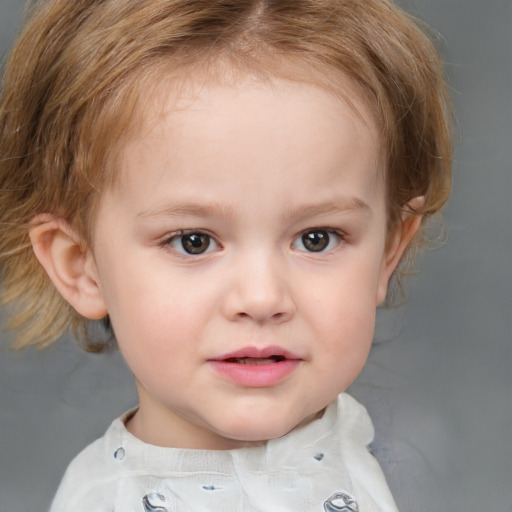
208, 345, 304, 388
209, 347, 300, 387
223, 355, 287, 365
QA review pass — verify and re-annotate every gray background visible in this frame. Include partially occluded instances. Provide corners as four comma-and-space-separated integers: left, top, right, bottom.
0, 0, 511, 511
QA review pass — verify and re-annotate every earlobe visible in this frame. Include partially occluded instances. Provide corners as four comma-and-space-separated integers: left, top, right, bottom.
29, 215, 108, 319
376, 197, 425, 305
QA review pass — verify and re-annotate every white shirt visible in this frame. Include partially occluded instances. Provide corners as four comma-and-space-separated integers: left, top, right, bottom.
50, 393, 398, 512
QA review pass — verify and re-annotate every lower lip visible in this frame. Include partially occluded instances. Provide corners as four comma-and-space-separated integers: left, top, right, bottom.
208, 359, 301, 387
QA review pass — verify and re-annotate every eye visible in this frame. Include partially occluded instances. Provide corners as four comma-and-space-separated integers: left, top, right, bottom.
166, 231, 218, 255
292, 229, 342, 253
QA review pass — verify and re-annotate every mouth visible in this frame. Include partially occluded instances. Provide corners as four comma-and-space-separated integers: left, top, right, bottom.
208, 346, 301, 387
223, 355, 288, 365
211, 346, 301, 364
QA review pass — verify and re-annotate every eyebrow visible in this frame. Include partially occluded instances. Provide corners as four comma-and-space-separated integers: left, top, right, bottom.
284, 197, 372, 220
136, 201, 235, 220
136, 196, 371, 221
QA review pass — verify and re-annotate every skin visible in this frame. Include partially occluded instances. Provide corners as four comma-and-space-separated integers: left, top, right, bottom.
30, 74, 421, 450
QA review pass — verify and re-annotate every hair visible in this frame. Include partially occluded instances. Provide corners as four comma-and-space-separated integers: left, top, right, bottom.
0, 0, 452, 351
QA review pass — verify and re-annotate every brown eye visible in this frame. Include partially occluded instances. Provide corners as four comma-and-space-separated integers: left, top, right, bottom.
293, 229, 341, 253
181, 233, 210, 254
302, 230, 330, 252
168, 232, 216, 255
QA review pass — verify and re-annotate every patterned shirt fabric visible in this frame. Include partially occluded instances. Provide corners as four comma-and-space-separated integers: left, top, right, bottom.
50, 393, 398, 512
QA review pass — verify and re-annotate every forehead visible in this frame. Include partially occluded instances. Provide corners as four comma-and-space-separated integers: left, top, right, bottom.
115, 65, 382, 182
110, 55, 374, 139
103, 73, 384, 224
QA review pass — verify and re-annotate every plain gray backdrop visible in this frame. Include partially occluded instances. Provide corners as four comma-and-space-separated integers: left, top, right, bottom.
0, 1, 511, 511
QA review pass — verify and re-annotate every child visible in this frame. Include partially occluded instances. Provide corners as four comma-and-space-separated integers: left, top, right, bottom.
0, 0, 452, 510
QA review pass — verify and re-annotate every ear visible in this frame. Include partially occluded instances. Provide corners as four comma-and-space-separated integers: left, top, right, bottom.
29, 214, 108, 319
376, 197, 424, 305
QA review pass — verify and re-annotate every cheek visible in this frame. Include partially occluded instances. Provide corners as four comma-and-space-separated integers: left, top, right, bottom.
316, 296, 376, 354
110, 289, 196, 345
104, 267, 223, 373
317, 302, 375, 394
299, 261, 380, 367
302, 257, 381, 326
109, 295, 196, 393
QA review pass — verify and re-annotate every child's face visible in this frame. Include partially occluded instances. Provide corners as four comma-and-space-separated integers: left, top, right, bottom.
88, 76, 397, 449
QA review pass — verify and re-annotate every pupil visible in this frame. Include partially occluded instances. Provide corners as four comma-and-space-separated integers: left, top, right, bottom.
303, 230, 329, 252
183, 234, 210, 254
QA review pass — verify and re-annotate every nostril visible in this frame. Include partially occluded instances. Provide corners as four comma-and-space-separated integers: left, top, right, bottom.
235, 310, 288, 323
223, 282, 296, 323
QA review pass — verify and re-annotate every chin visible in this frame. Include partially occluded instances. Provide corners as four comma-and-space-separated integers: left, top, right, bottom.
213, 415, 303, 445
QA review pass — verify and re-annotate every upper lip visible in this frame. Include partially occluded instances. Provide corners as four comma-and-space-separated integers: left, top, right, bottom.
210, 346, 302, 362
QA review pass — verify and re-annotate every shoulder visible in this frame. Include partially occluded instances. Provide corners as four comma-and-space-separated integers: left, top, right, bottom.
49, 413, 133, 512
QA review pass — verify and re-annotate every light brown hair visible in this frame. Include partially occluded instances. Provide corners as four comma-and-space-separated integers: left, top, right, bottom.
0, 0, 452, 351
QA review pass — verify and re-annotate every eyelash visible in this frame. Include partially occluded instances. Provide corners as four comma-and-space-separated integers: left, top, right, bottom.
160, 227, 346, 256
160, 230, 220, 256
291, 228, 345, 254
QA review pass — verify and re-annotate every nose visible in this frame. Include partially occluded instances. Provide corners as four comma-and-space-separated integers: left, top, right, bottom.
221, 252, 296, 324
